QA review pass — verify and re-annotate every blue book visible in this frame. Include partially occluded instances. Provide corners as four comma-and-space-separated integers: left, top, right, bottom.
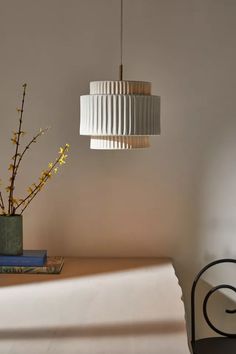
0, 250, 47, 267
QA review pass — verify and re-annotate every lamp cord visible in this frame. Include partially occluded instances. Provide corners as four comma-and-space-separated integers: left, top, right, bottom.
119, 0, 123, 80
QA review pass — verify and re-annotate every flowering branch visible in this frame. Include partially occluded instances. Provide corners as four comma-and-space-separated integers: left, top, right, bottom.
14, 127, 49, 180
8, 83, 27, 214
1, 84, 70, 216
13, 144, 69, 214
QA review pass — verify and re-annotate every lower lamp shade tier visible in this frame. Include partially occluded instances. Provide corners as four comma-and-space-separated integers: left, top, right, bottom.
90, 136, 150, 150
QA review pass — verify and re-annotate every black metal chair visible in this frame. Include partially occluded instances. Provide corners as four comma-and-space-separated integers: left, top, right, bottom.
191, 259, 236, 354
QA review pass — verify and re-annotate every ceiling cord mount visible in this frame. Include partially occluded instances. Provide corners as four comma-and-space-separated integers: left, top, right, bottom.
119, 0, 124, 80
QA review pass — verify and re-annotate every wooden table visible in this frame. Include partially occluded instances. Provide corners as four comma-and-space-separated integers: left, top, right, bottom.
0, 258, 190, 354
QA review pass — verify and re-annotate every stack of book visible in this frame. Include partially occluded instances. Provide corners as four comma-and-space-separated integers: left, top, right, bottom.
0, 250, 64, 274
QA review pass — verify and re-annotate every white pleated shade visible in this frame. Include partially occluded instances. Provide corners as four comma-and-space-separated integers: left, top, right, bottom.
80, 94, 160, 136
80, 80, 160, 149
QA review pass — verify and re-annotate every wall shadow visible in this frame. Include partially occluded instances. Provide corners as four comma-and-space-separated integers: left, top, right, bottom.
0, 319, 186, 340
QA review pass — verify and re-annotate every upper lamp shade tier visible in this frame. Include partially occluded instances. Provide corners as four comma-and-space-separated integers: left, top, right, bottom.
80, 80, 161, 149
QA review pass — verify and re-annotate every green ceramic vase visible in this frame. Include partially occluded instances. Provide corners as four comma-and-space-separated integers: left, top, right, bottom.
0, 215, 23, 255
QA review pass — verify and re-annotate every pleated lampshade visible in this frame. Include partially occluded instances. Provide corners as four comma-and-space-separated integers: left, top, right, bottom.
80, 80, 160, 149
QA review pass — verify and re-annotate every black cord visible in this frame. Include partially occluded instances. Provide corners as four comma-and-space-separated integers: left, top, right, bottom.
119, 0, 123, 80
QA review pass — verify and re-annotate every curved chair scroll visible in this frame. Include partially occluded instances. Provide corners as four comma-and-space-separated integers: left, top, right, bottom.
191, 259, 236, 354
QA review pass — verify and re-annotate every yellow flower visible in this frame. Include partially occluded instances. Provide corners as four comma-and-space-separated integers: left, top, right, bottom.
11, 137, 17, 144
58, 147, 64, 154
41, 170, 47, 178
27, 186, 33, 194
19, 199, 25, 205
38, 182, 45, 190
40, 169, 50, 182
59, 158, 65, 165
12, 198, 19, 206
54, 167, 58, 174
43, 171, 52, 178
48, 162, 53, 168
12, 153, 21, 160
39, 127, 48, 136
65, 143, 70, 148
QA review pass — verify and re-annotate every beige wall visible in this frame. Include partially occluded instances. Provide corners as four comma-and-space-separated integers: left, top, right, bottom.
1, 0, 236, 342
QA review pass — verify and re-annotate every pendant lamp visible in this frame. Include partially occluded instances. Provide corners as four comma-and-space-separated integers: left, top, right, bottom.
80, 0, 161, 150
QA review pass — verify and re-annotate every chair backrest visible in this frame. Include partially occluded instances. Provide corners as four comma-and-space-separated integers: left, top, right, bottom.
191, 258, 236, 345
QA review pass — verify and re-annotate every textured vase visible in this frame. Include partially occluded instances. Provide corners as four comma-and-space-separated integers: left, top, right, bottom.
0, 215, 23, 255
